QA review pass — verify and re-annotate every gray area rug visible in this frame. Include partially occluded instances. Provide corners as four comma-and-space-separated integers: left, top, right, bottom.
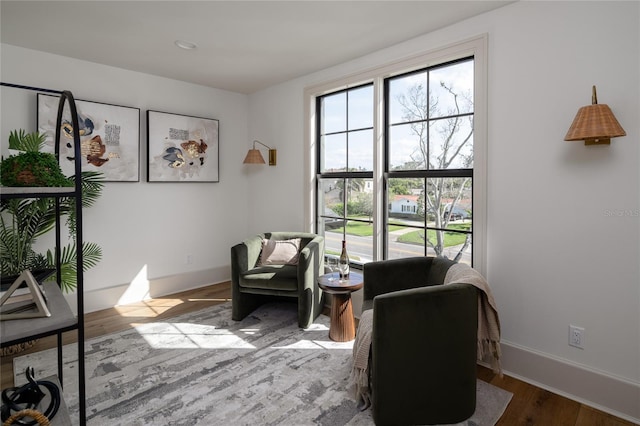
15, 302, 512, 425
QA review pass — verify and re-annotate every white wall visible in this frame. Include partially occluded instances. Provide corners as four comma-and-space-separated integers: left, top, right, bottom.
1, 44, 251, 312
248, 1, 639, 421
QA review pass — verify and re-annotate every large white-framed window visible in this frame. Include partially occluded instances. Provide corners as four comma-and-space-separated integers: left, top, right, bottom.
304, 35, 487, 275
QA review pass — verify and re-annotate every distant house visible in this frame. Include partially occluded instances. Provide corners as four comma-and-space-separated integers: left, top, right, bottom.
442, 200, 471, 220
389, 194, 419, 214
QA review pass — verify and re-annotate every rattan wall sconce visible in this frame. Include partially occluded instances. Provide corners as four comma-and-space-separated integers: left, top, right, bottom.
564, 86, 626, 145
243, 140, 277, 166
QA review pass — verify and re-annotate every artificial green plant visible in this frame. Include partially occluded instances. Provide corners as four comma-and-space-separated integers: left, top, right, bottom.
0, 129, 104, 292
1, 130, 72, 187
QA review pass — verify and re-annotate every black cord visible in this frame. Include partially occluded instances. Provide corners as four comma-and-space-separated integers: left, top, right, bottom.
1, 367, 60, 425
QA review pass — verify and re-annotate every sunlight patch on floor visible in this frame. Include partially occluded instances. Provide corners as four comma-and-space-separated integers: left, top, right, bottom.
132, 322, 256, 349
115, 298, 184, 318
127, 320, 352, 350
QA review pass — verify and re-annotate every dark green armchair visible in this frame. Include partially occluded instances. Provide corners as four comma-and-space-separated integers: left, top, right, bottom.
363, 256, 478, 425
230, 232, 324, 328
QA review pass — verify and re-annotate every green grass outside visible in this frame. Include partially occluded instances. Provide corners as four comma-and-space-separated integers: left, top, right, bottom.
397, 223, 471, 247
331, 221, 404, 236
328, 219, 470, 248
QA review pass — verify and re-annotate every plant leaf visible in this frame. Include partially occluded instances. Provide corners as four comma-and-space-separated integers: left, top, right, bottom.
7, 129, 47, 152
46, 241, 103, 293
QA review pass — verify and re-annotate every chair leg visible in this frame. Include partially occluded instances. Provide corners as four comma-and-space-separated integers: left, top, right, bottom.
297, 287, 313, 328
297, 287, 324, 328
232, 291, 265, 321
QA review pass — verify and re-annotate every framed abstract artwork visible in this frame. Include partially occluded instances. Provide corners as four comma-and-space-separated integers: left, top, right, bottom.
37, 93, 140, 182
147, 110, 219, 182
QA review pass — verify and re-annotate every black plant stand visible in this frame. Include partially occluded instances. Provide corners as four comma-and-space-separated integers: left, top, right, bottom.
0, 86, 87, 426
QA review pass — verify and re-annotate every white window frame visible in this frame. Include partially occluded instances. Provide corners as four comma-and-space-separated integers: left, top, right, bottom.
304, 34, 488, 276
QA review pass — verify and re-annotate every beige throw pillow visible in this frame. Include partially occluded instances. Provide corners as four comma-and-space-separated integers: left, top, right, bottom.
258, 238, 302, 265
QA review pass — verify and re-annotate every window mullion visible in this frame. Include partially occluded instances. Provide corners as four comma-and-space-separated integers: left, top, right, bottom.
372, 76, 384, 262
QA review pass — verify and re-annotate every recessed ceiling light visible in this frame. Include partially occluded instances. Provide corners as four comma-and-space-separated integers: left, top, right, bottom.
175, 40, 197, 50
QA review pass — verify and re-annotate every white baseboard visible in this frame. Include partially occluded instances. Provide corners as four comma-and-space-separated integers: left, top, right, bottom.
65, 266, 230, 314
499, 340, 640, 424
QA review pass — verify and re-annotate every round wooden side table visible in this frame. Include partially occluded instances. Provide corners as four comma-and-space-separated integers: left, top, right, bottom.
318, 271, 363, 342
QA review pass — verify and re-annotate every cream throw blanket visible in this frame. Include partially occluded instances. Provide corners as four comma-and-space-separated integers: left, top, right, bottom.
349, 309, 374, 410
444, 263, 502, 374
348, 263, 502, 410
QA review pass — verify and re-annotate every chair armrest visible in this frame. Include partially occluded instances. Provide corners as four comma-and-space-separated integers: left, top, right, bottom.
363, 257, 433, 302
297, 235, 324, 290
230, 234, 264, 282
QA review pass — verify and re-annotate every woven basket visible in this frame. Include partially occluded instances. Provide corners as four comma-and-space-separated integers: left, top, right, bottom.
0, 152, 71, 187
0, 341, 37, 357
3, 409, 50, 426
14, 167, 39, 186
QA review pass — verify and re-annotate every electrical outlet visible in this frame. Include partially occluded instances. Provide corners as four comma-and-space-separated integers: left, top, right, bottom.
569, 325, 584, 349
186, 254, 193, 265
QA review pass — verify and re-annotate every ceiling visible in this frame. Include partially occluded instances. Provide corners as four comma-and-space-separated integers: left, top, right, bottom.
1, 1, 512, 94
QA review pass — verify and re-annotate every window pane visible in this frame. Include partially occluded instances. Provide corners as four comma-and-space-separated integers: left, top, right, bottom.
387, 178, 473, 262
439, 178, 472, 230
388, 123, 427, 170
388, 72, 428, 125
435, 232, 472, 265
429, 116, 473, 169
348, 129, 373, 171
318, 178, 343, 217
319, 218, 346, 245
429, 60, 474, 119
319, 178, 345, 256
387, 225, 425, 259
324, 222, 373, 263
426, 177, 472, 257
345, 178, 373, 220
388, 177, 425, 223
321, 134, 346, 172
321, 92, 346, 134
324, 227, 343, 258
388, 226, 471, 264
348, 85, 373, 130
344, 223, 373, 264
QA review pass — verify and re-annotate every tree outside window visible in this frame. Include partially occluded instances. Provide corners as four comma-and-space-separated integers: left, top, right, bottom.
387, 58, 473, 263
316, 57, 474, 266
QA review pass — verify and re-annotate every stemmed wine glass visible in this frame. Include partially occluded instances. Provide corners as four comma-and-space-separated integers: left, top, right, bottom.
327, 257, 338, 281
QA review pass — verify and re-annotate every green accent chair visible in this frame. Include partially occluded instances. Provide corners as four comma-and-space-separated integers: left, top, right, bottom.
363, 256, 478, 425
230, 232, 325, 328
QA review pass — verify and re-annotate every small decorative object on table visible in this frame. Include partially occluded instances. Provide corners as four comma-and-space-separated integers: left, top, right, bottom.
339, 240, 349, 280
2, 409, 50, 426
1, 367, 60, 425
326, 257, 338, 282
0, 270, 51, 321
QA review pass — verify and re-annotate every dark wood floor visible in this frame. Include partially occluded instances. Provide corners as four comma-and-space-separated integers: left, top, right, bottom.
1, 281, 636, 425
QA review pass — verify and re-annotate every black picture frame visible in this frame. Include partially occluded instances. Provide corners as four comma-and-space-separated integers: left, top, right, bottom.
146, 110, 219, 183
37, 93, 140, 182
